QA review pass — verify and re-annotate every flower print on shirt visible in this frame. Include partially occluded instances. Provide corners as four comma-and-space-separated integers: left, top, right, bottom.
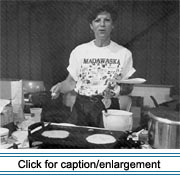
76, 58, 121, 96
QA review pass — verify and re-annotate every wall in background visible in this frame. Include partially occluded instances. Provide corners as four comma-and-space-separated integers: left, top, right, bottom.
0, 0, 179, 94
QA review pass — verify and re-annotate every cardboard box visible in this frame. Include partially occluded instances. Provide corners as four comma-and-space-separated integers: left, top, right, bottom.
0, 80, 24, 125
0, 81, 12, 100
0, 80, 24, 106
0, 105, 13, 127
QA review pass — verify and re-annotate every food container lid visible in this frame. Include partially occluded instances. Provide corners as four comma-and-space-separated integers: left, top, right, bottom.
149, 108, 179, 121
12, 131, 28, 141
0, 128, 9, 136
148, 110, 180, 125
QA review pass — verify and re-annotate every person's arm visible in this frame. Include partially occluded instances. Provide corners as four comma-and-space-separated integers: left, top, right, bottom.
117, 50, 135, 96
50, 73, 76, 99
104, 50, 135, 97
119, 83, 134, 95
103, 82, 133, 98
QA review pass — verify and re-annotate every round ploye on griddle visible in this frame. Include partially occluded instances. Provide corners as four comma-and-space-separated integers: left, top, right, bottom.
42, 130, 69, 139
86, 134, 116, 144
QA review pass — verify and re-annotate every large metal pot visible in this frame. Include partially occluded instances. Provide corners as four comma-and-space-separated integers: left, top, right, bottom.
148, 109, 180, 149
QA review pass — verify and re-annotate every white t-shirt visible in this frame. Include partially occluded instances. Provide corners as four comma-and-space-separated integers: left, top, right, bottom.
67, 40, 136, 96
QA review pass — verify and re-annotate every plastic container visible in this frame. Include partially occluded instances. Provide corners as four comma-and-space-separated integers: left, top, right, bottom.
102, 109, 133, 131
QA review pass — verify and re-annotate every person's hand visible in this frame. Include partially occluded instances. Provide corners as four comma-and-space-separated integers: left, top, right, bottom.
50, 82, 62, 99
119, 83, 134, 95
103, 84, 120, 98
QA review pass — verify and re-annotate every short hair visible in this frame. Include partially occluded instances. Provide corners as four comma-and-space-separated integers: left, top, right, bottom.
87, 3, 118, 24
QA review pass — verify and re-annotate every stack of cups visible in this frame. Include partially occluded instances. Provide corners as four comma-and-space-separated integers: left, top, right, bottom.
30, 108, 42, 123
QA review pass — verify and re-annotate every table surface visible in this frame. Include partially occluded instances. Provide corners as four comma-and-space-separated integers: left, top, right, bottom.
1, 123, 151, 149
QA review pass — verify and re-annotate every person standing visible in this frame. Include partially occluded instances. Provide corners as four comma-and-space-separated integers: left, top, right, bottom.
51, 4, 135, 127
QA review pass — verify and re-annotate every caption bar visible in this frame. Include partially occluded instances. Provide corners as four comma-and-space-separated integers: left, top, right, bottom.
18, 159, 161, 170
0, 152, 180, 175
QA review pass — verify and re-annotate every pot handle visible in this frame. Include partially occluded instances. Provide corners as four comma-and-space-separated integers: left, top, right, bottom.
150, 96, 159, 108
147, 112, 153, 131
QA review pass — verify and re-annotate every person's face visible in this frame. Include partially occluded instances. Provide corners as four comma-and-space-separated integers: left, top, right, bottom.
90, 11, 114, 40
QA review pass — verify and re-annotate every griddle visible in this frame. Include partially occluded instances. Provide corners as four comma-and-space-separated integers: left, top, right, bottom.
28, 122, 130, 149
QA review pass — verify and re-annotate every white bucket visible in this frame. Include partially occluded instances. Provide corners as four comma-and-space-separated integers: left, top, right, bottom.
102, 109, 133, 131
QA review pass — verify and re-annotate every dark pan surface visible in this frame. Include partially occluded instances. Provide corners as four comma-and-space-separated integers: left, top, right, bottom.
28, 122, 128, 149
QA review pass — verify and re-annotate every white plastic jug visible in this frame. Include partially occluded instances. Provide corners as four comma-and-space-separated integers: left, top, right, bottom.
102, 109, 133, 131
